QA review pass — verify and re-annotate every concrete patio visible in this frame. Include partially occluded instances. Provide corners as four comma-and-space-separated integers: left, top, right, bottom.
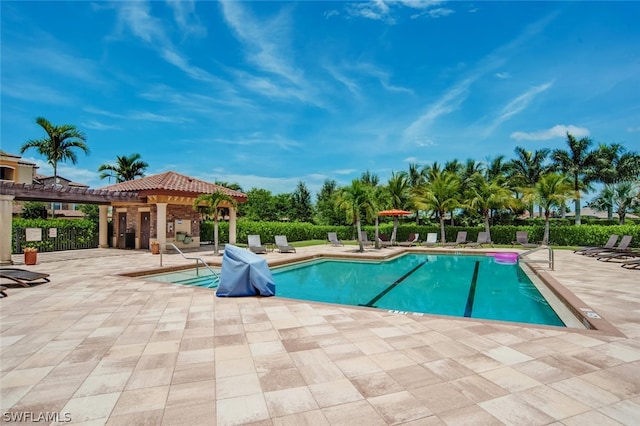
1, 245, 639, 425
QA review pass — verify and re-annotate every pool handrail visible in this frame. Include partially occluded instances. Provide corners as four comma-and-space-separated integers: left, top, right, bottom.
161, 242, 220, 284
518, 245, 554, 270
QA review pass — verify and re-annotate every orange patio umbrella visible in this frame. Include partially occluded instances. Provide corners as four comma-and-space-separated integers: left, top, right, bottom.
377, 209, 412, 247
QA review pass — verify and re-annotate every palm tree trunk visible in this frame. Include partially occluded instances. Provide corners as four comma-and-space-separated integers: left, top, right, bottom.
543, 211, 550, 245
483, 213, 490, 237
439, 216, 446, 244
356, 220, 364, 252
374, 217, 380, 249
392, 217, 398, 243
213, 218, 219, 255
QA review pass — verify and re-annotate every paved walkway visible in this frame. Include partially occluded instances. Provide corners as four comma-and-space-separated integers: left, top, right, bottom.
1, 245, 639, 425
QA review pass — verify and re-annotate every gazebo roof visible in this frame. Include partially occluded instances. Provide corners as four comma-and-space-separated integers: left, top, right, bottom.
98, 171, 247, 202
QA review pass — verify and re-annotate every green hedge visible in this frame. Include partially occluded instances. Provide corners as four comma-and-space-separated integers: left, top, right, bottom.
201, 220, 640, 248
12, 218, 98, 253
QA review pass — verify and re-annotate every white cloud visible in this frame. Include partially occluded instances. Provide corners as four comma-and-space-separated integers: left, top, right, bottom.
494, 72, 511, 79
166, 0, 207, 37
428, 8, 455, 18
483, 81, 554, 136
510, 125, 591, 141
627, 126, 640, 133
324, 10, 339, 19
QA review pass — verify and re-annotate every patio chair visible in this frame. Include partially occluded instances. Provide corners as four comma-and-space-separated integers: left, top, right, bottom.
359, 231, 373, 247
621, 258, 640, 269
574, 234, 619, 255
512, 231, 539, 249
594, 236, 636, 261
377, 233, 393, 248
586, 235, 633, 258
443, 231, 468, 247
422, 232, 438, 247
467, 231, 494, 248
398, 233, 419, 247
0, 286, 7, 297
0, 268, 50, 288
274, 235, 296, 253
327, 232, 344, 247
247, 234, 267, 254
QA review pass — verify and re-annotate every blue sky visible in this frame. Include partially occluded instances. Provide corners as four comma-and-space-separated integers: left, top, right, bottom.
1, 1, 639, 197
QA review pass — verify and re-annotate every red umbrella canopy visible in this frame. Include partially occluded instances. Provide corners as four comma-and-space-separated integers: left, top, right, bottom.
378, 209, 412, 216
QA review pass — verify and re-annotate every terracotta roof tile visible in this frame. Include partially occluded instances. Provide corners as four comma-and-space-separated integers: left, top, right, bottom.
98, 171, 247, 201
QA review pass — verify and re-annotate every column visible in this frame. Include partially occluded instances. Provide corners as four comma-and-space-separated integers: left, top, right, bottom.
156, 202, 167, 249
0, 195, 15, 265
98, 205, 109, 248
229, 206, 237, 245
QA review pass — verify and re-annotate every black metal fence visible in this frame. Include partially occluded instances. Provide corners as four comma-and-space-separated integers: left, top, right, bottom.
13, 226, 100, 254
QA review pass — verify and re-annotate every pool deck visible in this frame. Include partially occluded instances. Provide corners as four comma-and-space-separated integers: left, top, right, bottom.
1, 245, 639, 425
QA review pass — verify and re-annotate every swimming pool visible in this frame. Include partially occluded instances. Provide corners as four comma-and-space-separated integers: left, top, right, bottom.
143, 253, 566, 327
272, 253, 565, 327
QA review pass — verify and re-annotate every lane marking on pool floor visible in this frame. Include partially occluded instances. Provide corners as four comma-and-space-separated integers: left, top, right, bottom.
361, 260, 428, 308
463, 261, 480, 317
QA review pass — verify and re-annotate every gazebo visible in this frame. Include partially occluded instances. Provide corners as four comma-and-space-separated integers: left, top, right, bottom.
98, 171, 247, 250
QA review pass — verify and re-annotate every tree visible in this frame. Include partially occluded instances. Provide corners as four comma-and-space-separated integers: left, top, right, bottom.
406, 163, 428, 223
386, 172, 410, 243
524, 173, 573, 245
590, 182, 640, 225
21, 202, 47, 219
21, 117, 89, 217
507, 147, 552, 218
214, 181, 244, 192
193, 191, 237, 255
592, 143, 640, 219
238, 188, 275, 221
465, 173, 514, 239
551, 133, 598, 225
291, 181, 314, 222
315, 179, 342, 225
98, 153, 148, 183
414, 171, 461, 244
336, 180, 374, 252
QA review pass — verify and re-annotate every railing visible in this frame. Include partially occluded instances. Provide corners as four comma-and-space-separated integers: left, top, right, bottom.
161, 243, 220, 284
518, 245, 554, 270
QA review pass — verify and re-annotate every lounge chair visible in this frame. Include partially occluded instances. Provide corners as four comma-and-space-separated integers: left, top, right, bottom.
586, 235, 633, 258
247, 234, 268, 254
377, 233, 393, 248
359, 231, 373, 247
443, 231, 468, 247
467, 231, 494, 248
621, 258, 640, 269
575, 235, 619, 255
398, 233, 419, 247
422, 233, 438, 247
0, 268, 51, 287
327, 232, 344, 246
0, 286, 7, 297
512, 231, 539, 249
274, 235, 296, 253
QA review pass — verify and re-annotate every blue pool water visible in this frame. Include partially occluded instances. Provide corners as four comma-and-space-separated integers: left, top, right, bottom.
272, 254, 564, 327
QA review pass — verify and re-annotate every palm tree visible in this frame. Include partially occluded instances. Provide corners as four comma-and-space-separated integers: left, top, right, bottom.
406, 163, 428, 223
193, 191, 238, 255
592, 143, 640, 219
386, 172, 410, 243
551, 133, 598, 225
507, 147, 552, 218
524, 173, 573, 244
98, 153, 148, 183
465, 173, 515, 239
414, 171, 461, 244
590, 182, 640, 225
336, 180, 374, 253
21, 117, 89, 217
21, 117, 90, 184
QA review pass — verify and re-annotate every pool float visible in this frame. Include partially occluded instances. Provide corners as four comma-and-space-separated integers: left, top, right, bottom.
487, 252, 519, 264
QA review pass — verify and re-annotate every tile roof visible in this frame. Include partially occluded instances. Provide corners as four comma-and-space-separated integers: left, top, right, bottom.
98, 171, 247, 201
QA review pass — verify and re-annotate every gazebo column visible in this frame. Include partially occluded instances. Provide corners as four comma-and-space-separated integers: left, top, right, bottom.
98, 205, 109, 248
156, 202, 168, 249
0, 195, 14, 265
229, 206, 237, 244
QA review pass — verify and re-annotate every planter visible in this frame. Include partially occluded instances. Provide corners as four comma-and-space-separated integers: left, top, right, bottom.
151, 241, 160, 255
24, 250, 37, 265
